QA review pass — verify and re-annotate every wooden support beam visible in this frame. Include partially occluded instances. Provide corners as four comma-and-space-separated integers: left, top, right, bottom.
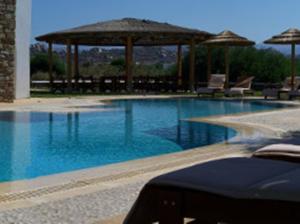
291, 43, 296, 90
66, 40, 72, 93
207, 46, 212, 82
74, 44, 79, 78
189, 39, 196, 92
225, 46, 230, 89
74, 44, 79, 90
48, 42, 53, 86
177, 45, 183, 86
125, 36, 133, 92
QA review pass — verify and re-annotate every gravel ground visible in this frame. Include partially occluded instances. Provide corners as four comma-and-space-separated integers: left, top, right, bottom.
0, 182, 145, 224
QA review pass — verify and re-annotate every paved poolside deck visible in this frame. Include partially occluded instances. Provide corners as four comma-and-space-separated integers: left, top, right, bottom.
0, 95, 299, 223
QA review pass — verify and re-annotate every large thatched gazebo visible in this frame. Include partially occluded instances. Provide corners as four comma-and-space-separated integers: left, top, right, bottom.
36, 18, 213, 93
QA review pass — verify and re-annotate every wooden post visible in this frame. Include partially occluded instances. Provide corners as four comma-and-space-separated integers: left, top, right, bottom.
125, 36, 133, 92
189, 39, 196, 92
74, 44, 79, 90
225, 46, 230, 89
48, 42, 53, 87
74, 44, 79, 78
291, 43, 296, 90
207, 46, 212, 82
66, 40, 72, 93
177, 45, 183, 86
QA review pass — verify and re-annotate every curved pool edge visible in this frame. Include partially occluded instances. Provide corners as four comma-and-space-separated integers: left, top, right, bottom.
0, 120, 281, 211
188, 115, 284, 141
0, 96, 297, 211
0, 97, 294, 186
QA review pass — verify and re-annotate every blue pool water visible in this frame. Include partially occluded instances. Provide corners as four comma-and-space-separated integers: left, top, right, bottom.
0, 98, 289, 182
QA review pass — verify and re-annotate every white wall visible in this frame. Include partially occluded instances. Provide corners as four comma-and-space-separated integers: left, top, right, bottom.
15, 0, 32, 99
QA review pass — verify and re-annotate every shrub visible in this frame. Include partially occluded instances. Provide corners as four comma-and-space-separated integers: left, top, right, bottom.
30, 53, 65, 78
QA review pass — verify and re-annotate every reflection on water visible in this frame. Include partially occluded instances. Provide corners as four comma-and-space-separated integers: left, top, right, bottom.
0, 98, 287, 182
146, 121, 232, 149
125, 101, 133, 146
0, 112, 31, 181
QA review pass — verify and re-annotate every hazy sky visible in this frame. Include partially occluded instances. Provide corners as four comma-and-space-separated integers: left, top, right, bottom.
32, 0, 300, 44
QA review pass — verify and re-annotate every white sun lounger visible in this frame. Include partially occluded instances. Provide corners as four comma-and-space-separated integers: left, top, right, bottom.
225, 76, 254, 97
197, 74, 225, 97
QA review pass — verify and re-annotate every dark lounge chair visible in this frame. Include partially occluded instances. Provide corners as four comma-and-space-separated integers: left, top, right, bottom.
77, 75, 96, 93
263, 76, 300, 100
100, 76, 115, 92
115, 76, 127, 93
124, 144, 300, 224
51, 78, 67, 93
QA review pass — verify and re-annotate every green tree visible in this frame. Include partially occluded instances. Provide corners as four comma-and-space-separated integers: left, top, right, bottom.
229, 47, 290, 83
30, 53, 65, 78
110, 58, 126, 70
182, 46, 293, 84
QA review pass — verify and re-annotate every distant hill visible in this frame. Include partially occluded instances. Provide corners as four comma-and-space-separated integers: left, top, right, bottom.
30, 43, 178, 65
256, 43, 300, 56
31, 43, 296, 67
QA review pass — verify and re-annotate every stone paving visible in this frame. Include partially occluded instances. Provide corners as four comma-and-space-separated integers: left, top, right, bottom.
0, 182, 144, 224
220, 107, 300, 134
0, 144, 248, 224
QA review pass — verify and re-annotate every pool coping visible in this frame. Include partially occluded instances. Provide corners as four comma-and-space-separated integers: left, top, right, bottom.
0, 95, 297, 211
0, 143, 250, 210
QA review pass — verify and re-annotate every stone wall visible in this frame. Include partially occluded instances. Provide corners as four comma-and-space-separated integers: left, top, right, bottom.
0, 0, 16, 102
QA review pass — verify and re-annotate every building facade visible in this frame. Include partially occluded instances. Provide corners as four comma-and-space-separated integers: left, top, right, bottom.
0, 0, 31, 102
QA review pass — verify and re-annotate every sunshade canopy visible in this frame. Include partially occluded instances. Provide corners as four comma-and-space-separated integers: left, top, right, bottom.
203, 30, 255, 46
36, 18, 213, 46
264, 28, 300, 44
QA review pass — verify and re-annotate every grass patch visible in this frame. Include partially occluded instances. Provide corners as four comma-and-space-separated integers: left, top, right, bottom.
30, 90, 264, 99
30, 91, 196, 98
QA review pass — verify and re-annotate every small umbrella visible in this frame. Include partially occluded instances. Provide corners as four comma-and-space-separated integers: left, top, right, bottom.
203, 30, 255, 88
264, 28, 300, 90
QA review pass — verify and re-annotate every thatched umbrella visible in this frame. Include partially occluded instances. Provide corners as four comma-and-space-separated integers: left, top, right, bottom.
203, 30, 255, 88
264, 28, 300, 90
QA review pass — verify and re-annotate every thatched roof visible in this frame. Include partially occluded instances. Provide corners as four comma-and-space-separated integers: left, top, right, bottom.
36, 18, 213, 46
203, 30, 255, 46
264, 28, 300, 44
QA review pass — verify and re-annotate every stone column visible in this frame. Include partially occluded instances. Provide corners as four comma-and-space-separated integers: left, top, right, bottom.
0, 0, 31, 102
0, 0, 17, 102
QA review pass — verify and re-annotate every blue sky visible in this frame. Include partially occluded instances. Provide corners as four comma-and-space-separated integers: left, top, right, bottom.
32, 0, 300, 44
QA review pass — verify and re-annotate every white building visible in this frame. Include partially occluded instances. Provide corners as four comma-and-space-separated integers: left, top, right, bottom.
15, 0, 31, 99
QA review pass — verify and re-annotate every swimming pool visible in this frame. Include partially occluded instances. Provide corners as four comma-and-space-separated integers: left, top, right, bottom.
0, 98, 289, 182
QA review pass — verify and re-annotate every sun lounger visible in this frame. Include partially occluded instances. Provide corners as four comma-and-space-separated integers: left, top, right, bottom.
51, 78, 67, 93
124, 144, 300, 224
225, 76, 254, 97
197, 74, 225, 97
263, 76, 300, 99
289, 89, 300, 100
